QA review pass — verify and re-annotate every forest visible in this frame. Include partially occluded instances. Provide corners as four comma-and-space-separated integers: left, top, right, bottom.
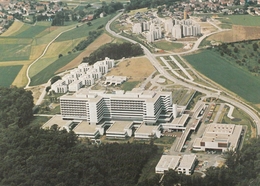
1, 87, 260, 185
83, 42, 144, 64
124, 0, 178, 11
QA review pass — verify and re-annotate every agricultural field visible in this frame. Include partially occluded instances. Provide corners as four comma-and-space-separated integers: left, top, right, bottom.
56, 33, 113, 73
0, 38, 32, 61
13, 25, 48, 38
30, 53, 80, 86
219, 14, 260, 27
183, 50, 260, 104
0, 11, 114, 87
55, 15, 114, 42
212, 40, 260, 75
0, 65, 23, 87
204, 25, 260, 44
1, 20, 24, 36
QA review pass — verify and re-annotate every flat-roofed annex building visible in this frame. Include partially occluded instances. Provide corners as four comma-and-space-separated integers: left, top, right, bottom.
60, 89, 173, 124
106, 121, 133, 138
42, 116, 104, 139
135, 122, 161, 139
155, 155, 181, 174
177, 154, 197, 175
192, 123, 243, 152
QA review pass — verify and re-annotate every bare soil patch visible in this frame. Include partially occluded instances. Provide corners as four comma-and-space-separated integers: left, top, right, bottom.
208, 25, 260, 43
199, 22, 218, 34
55, 33, 113, 73
26, 84, 46, 104
106, 56, 155, 82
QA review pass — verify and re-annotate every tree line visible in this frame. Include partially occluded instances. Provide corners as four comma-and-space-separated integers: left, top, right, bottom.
124, 0, 178, 11
83, 42, 144, 64
73, 30, 103, 52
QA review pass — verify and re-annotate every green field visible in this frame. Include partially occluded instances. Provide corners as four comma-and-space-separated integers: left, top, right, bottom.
0, 65, 23, 87
183, 50, 260, 103
153, 40, 183, 51
13, 25, 48, 38
55, 14, 115, 42
30, 53, 80, 86
217, 15, 260, 27
0, 44, 31, 61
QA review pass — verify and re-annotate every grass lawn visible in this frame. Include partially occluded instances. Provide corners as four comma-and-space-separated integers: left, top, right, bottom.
0, 65, 23, 87
30, 52, 80, 86
183, 50, 260, 103
153, 40, 183, 51
121, 81, 139, 91
55, 14, 115, 42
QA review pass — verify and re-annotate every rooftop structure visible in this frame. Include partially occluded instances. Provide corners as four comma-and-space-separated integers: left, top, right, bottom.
60, 89, 173, 124
134, 123, 161, 139
42, 116, 104, 139
41, 115, 72, 131
105, 76, 127, 85
73, 121, 104, 139
177, 154, 197, 175
193, 123, 243, 152
155, 155, 181, 174
106, 121, 133, 138
161, 114, 189, 130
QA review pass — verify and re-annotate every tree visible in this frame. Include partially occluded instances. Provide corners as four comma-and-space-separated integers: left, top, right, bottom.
87, 21, 92, 26
0, 87, 34, 128
50, 76, 61, 84
253, 42, 258, 51
58, 54, 63, 58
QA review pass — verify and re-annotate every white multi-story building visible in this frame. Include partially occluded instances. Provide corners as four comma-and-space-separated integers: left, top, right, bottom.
60, 89, 173, 124
51, 57, 115, 93
172, 24, 182, 39
51, 79, 68, 93
142, 21, 150, 31
132, 23, 142, 34
171, 19, 201, 39
164, 19, 174, 33
146, 31, 155, 42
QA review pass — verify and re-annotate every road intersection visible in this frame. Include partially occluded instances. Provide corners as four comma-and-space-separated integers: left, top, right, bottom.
106, 12, 260, 136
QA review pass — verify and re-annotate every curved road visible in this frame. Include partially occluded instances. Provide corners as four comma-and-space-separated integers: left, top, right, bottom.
106, 12, 260, 135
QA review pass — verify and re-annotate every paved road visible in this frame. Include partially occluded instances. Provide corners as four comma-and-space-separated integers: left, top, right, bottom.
106, 12, 260, 135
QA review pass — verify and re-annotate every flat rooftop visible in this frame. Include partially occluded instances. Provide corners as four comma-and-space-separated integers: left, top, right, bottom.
106, 121, 133, 134
156, 155, 181, 170
135, 123, 159, 134
171, 114, 189, 126
179, 154, 196, 168
73, 121, 98, 134
42, 115, 70, 129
